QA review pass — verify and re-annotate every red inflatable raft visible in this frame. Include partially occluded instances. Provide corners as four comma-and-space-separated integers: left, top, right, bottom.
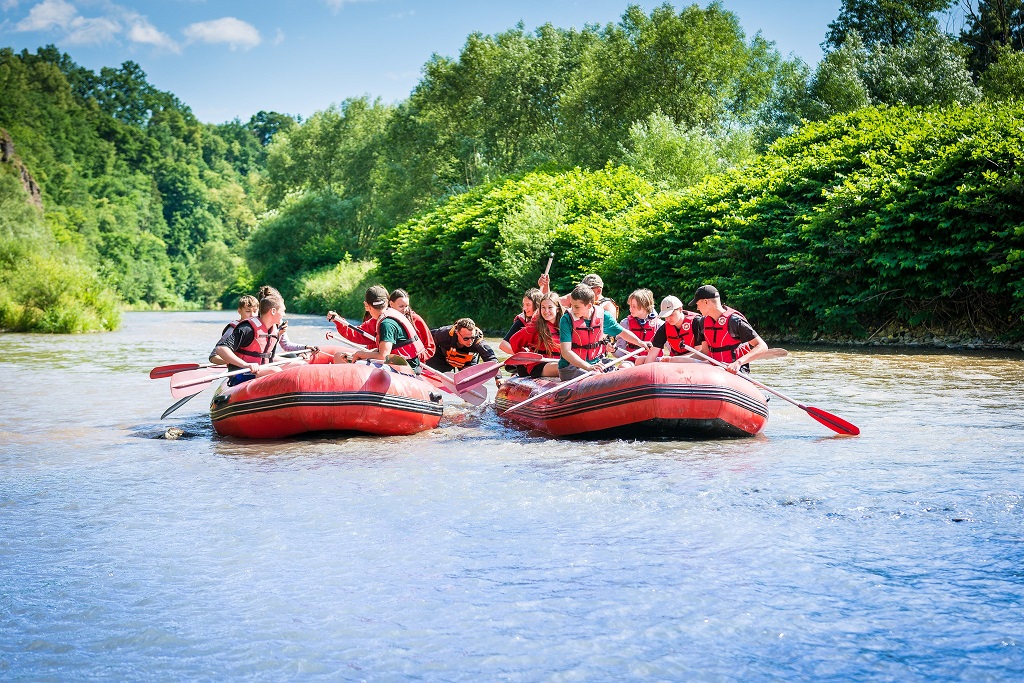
495, 361, 768, 438
210, 350, 443, 438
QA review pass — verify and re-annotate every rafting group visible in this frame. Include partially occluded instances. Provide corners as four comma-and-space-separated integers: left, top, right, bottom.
155, 273, 859, 439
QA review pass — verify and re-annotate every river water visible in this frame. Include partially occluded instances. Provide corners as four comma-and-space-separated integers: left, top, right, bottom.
2, 312, 1023, 681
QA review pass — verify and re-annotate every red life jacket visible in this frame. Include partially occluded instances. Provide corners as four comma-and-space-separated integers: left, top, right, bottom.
701, 307, 751, 363
221, 319, 241, 336
235, 317, 278, 364
664, 312, 700, 356
623, 314, 659, 350
411, 311, 435, 362
570, 308, 605, 362
517, 319, 560, 355
377, 308, 426, 360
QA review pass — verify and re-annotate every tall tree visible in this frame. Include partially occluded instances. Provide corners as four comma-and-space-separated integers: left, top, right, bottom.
824, 0, 955, 49
958, 0, 1024, 76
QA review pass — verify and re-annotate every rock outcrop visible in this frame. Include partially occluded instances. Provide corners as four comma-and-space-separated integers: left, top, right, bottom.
0, 129, 43, 210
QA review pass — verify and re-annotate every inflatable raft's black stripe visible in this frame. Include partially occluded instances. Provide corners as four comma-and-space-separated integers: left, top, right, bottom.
211, 391, 443, 422
495, 383, 768, 421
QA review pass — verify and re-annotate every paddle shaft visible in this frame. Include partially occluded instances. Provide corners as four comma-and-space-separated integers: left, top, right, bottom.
543, 252, 554, 277
681, 343, 859, 435
171, 358, 299, 391
503, 346, 646, 415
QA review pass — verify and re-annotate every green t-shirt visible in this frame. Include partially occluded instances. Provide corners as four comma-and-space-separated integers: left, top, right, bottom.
378, 317, 420, 370
557, 309, 624, 368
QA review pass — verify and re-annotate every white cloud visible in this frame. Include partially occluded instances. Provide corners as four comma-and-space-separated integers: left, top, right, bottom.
126, 15, 179, 52
2, 0, 21, 12
64, 15, 120, 45
14, 1, 179, 52
272, 27, 284, 46
183, 16, 261, 50
15, 0, 76, 31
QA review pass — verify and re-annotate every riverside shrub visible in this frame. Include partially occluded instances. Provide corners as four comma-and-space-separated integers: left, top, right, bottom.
378, 102, 1024, 341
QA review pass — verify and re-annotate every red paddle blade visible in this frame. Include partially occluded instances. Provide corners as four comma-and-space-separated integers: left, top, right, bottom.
150, 363, 200, 379
454, 361, 502, 393
804, 406, 860, 436
502, 352, 545, 366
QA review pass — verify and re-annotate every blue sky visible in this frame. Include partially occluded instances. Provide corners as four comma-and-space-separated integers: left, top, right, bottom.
2, 0, 844, 123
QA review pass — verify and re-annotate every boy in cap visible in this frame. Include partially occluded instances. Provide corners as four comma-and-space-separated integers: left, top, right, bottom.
541, 272, 618, 318
644, 295, 703, 363
689, 285, 769, 373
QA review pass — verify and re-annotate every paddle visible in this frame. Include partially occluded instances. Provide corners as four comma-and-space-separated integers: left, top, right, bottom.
421, 364, 487, 405
654, 347, 790, 363
502, 351, 562, 367
681, 343, 859, 436
328, 331, 485, 404
544, 252, 554, 277
161, 392, 199, 419
453, 360, 502, 393
169, 358, 302, 399
150, 362, 213, 379
503, 346, 646, 415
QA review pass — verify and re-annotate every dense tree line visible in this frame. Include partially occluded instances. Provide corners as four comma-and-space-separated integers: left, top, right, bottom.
0, 45, 294, 329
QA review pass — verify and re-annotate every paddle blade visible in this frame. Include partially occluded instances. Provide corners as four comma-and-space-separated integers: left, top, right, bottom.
804, 405, 860, 436
502, 352, 545, 367
150, 363, 201, 379
459, 385, 488, 406
161, 393, 198, 419
454, 361, 501, 393
169, 366, 230, 398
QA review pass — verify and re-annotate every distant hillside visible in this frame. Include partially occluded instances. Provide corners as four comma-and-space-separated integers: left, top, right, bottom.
0, 46, 288, 331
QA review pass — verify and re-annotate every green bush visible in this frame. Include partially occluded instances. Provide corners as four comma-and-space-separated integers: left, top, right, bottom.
290, 259, 379, 317
605, 102, 1024, 340
376, 166, 655, 329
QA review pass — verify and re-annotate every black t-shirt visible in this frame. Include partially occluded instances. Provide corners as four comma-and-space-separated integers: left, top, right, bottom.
503, 317, 526, 342
212, 324, 259, 369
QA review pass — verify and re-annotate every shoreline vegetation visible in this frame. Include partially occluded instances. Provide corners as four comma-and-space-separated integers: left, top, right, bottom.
2, 2, 1023, 342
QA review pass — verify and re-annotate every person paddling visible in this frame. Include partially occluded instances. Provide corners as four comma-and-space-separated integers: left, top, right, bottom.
334, 285, 425, 373
256, 285, 317, 357
326, 306, 378, 349
558, 284, 652, 381
211, 294, 288, 385
506, 291, 563, 378
426, 318, 498, 374
689, 285, 769, 373
388, 288, 436, 363
644, 295, 702, 363
615, 288, 663, 365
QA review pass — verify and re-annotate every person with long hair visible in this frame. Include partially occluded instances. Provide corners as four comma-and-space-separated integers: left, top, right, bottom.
506, 291, 562, 378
